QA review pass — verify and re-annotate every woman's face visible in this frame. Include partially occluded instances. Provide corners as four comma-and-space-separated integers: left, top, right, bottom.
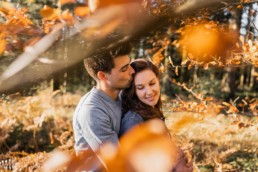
134, 69, 160, 107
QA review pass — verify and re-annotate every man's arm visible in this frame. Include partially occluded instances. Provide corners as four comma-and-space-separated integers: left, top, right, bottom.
77, 106, 119, 152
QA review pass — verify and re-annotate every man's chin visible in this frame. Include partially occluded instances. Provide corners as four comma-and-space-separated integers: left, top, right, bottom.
116, 81, 133, 89
125, 82, 132, 88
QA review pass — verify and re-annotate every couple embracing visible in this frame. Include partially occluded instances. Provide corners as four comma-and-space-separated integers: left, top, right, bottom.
72, 44, 193, 171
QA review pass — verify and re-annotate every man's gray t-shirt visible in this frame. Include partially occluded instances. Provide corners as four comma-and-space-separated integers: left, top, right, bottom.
73, 87, 122, 153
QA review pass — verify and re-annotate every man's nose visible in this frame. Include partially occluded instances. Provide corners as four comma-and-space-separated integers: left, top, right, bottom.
129, 65, 135, 74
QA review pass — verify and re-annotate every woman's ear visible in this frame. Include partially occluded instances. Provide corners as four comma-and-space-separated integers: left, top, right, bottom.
97, 71, 106, 81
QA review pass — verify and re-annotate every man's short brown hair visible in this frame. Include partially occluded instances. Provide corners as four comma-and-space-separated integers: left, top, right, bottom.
84, 44, 132, 80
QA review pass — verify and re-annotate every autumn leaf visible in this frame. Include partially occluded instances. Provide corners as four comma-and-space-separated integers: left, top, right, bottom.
40, 5, 59, 20
81, 16, 123, 39
170, 114, 201, 132
248, 39, 253, 49
0, 7, 10, 16
241, 99, 248, 106
179, 22, 220, 62
1, 2, 16, 13
227, 105, 239, 114
60, 0, 76, 5
249, 100, 258, 112
175, 66, 179, 76
152, 47, 165, 66
179, 21, 238, 63
222, 102, 231, 107
159, 64, 165, 73
0, 38, 6, 55
61, 10, 74, 25
112, 119, 180, 172
203, 63, 209, 70
237, 5, 243, 9
74, 6, 90, 17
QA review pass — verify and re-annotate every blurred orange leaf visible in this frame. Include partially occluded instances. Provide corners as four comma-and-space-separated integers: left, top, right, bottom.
81, 16, 123, 39
74, 6, 90, 17
1, 2, 16, 12
237, 5, 242, 9
0, 7, 10, 16
0, 39, 6, 55
175, 66, 179, 76
203, 63, 209, 70
227, 105, 239, 114
152, 47, 165, 66
60, 0, 76, 5
103, 119, 181, 172
170, 114, 201, 132
222, 102, 231, 107
61, 10, 74, 25
40, 5, 59, 20
179, 21, 238, 63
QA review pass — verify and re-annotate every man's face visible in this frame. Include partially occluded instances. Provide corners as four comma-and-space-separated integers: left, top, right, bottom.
105, 55, 135, 90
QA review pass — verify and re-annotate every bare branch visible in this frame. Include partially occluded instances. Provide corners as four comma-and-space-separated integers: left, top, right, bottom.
0, 0, 231, 94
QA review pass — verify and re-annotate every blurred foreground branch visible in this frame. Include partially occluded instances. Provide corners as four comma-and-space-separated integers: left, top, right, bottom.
0, 0, 234, 94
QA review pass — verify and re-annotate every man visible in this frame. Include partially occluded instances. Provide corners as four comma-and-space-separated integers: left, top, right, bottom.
73, 44, 134, 155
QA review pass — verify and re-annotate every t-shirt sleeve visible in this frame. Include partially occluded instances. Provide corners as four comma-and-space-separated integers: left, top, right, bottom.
77, 106, 119, 152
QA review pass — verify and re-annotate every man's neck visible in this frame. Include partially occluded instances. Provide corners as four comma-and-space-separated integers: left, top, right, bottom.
96, 84, 120, 100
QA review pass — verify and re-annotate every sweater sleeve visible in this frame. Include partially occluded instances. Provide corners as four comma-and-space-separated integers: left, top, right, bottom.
119, 111, 144, 137
77, 105, 119, 152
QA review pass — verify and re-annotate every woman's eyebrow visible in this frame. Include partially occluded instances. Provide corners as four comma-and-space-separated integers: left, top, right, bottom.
135, 78, 156, 86
150, 78, 156, 82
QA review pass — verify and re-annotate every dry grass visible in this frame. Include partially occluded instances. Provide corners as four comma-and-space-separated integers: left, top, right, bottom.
0, 89, 257, 171
164, 102, 258, 172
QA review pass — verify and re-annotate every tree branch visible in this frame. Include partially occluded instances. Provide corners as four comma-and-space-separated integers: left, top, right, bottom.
0, 0, 234, 94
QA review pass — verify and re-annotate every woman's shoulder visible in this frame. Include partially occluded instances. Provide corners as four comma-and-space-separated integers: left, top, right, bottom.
119, 110, 144, 137
122, 110, 143, 121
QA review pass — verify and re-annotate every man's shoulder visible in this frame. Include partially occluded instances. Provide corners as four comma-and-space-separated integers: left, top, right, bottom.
80, 88, 104, 104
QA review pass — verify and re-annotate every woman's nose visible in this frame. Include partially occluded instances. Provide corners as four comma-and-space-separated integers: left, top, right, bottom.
145, 87, 152, 95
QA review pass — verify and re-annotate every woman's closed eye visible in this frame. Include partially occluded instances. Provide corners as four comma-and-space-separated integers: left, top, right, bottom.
150, 82, 156, 86
136, 86, 144, 90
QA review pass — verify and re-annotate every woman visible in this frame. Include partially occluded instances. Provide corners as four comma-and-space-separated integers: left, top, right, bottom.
119, 59, 193, 172
119, 59, 164, 136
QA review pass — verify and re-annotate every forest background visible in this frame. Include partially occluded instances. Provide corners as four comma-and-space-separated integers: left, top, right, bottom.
0, 0, 257, 171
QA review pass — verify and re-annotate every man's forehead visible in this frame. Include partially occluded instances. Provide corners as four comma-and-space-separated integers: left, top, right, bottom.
113, 55, 130, 68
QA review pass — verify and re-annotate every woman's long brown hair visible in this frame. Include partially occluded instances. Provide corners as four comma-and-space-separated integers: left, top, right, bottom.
121, 59, 164, 121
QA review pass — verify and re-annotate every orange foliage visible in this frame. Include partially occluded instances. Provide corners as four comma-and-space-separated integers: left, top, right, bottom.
169, 114, 202, 133
61, 10, 74, 25
63, 119, 184, 172
40, 5, 59, 20
101, 119, 181, 172
179, 21, 238, 63
152, 46, 166, 66
0, 2, 16, 14
74, 6, 90, 17
0, 2, 44, 54
88, 0, 137, 12
0, 37, 6, 55
60, 0, 76, 5
0, 2, 33, 26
